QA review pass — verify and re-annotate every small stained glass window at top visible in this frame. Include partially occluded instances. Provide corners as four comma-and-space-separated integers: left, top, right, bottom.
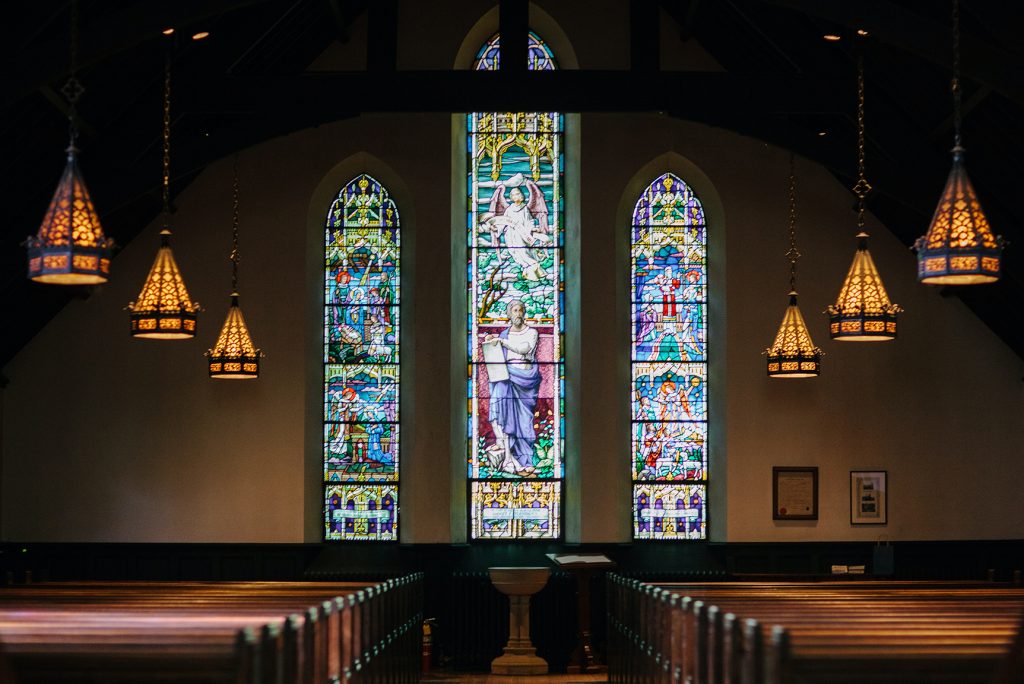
324, 174, 400, 541
467, 31, 563, 540
631, 173, 707, 540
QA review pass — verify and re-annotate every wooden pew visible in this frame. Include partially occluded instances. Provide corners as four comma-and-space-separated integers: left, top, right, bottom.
0, 580, 371, 683
607, 575, 1024, 684
0, 574, 424, 683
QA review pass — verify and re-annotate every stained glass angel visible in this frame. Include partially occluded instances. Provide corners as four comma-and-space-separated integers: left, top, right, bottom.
480, 172, 551, 281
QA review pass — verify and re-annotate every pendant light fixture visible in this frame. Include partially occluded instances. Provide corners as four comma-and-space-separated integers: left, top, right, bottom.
827, 52, 902, 341
127, 52, 200, 338
765, 154, 822, 378
914, 0, 1004, 284
26, 0, 114, 285
206, 157, 263, 379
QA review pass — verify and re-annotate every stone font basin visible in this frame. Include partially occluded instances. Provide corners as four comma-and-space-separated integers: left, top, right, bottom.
488, 566, 550, 596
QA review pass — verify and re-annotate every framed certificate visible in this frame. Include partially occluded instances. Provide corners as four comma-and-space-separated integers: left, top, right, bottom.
772, 466, 818, 520
850, 470, 887, 525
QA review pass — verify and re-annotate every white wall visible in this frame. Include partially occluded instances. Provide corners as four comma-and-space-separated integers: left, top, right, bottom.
3, 0, 1023, 543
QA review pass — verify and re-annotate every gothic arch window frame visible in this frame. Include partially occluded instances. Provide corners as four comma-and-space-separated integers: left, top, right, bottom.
322, 172, 402, 542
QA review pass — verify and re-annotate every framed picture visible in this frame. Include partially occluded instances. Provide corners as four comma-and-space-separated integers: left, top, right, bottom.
850, 470, 887, 525
772, 467, 818, 520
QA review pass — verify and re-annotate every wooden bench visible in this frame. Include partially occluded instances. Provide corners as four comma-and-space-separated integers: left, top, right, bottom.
607, 575, 1024, 684
0, 575, 423, 683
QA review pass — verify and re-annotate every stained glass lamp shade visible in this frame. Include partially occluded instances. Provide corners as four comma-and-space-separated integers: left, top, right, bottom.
915, 149, 1004, 284
827, 232, 902, 341
27, 147, 114, 284
207, 293, 261, 378
127, 229, 200, 338
766, 291, 821, 377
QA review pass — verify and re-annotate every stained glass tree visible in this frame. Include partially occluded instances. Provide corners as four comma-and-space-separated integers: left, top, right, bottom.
324, 174, 400, 541
631, 173, 708, 540
467, 32, 564, 540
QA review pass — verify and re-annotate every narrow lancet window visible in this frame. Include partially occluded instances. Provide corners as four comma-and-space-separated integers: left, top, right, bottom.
631, 173, 708, 540
467, 32, 564, 539
324, 174, 401, 541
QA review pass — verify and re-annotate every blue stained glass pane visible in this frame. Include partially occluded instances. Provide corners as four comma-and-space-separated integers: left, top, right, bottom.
468, 312, 563, 366
632, 421, 707, 481
325, 305, 399, 364
325, 175, 400, 229
472, 248, 562, 341
469, 362, 564, 480
633, 484, 705, 540
631, 173, 705, 228
470, 165, 563, 249
473, 32, 557, 72
324, 422, 399, 481
632, 362, 707, 422
326, 240, 399, 306
632, 247, 705, 301
631, 173, 708, 541
632, 303, 705, 362
325, 364, 399, 422
325, 484, 398, 541
470, 480, 560, 539
324, 173, 400, 541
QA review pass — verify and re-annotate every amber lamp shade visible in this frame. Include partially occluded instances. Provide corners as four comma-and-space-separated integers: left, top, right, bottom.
915, 149, 1004, 285
127, 229, 200, 338
206, 293, 262, 379
27, 147, 114, 284
827, 233, 902, 341
765, 291, 822, 377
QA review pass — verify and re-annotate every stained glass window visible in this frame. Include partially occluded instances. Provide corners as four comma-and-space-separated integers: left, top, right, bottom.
324, 174, 400, 541
467, 32, 564, 540
631, 173, 707, 540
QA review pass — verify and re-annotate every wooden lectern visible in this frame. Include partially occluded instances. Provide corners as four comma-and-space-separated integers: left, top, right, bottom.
547, 553, 616, 674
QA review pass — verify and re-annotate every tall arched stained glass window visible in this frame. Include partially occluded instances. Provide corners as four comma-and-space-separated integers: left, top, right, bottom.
467, 32, 563, 540
323, 174, 400, 541
631, 173, 707, 540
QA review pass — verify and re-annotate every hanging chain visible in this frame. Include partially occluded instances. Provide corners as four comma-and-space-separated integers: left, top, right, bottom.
851, 52, 872, 229
162, 54, 172, 216
61, 0, 85, 142
951, 0, 962, 147
785, 153, 800, 291
231, 156, 240, 293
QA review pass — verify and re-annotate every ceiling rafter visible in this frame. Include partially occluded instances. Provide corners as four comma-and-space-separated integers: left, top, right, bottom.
4, 0, 277, 107
755, 0, 1024, 106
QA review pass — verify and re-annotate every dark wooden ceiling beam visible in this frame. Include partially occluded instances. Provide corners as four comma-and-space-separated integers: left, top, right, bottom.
325, 0, 352, 44
631, 0, 660, 72
193, 70, 849, 114
679, 0, 703, 41
38, 85, 98, 139
4, 0, 278, 107
367, 0, 397, 72
499, 0, 528, 72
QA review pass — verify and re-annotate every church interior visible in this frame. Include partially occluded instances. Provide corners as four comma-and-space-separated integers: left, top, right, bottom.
2, 0, 1024, 680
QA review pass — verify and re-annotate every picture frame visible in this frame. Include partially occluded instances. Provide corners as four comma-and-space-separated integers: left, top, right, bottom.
850, 470, 887, 525
772, 466, 818, 520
